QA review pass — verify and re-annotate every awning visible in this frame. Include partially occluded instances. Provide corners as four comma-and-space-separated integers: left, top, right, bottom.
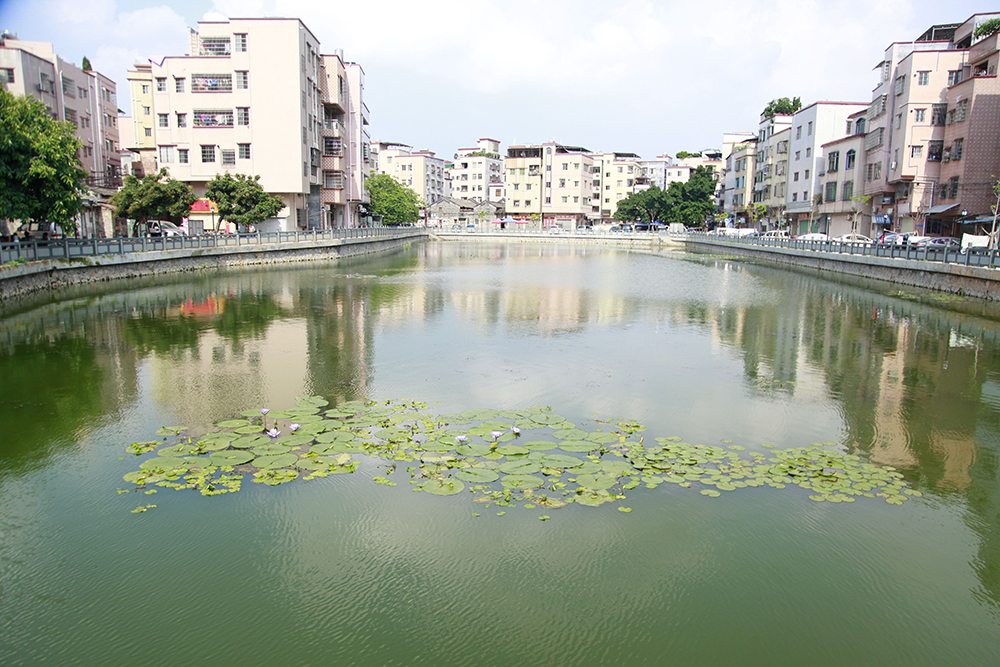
958, 215, 996, 225
873, 214, 891, 225
925, 203, 960, 215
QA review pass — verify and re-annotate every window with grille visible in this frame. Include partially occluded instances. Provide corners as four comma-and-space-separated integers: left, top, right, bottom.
846, 149, 856, 169
238, 144, 250, 160
178, 149, 188, 164
201, 145, 216, 162
825, 182, 837, 202
927, 140, 943, 161
192, 74, 232, 92
176, 113, 187, 127
235, 71, 248, 89
156, 77, 166, 92
221, 149, 235, 166
323, 171, 344, 189
159, 146, 174, 163
931, 104, 946, 125
235, 34, 247, 52
842, 181, 854, 201
952, 138, 964, 160
949, 177, 959, 198
827, 151, 839, 173
175, 78, 185, 93
200, 37, 231, 56
193, 110, 233, 127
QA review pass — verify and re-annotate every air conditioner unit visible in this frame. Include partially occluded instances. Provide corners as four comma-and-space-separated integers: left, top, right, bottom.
890, 161, 897, 170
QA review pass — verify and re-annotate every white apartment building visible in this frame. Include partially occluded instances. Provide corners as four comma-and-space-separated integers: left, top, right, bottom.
1, 35, 122, 237
506, 143, 595, 229
592, 152, 642, 221
752, 112, 793, 226
451, 138, 503, 203
128, 18, 369, 232
786, 101, 866, 229
372, 142, 448, 205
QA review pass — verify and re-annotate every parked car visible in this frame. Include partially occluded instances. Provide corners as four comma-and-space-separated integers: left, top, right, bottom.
762, 230, 789, 239
148, 220, 186, 237
835, 233, 873, 244
795, 233, 829, 241
18, 221, 64, 242
924, 237, 962, 249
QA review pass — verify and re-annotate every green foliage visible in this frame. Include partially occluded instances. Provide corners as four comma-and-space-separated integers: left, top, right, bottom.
675, 151, 701, 159
81, 56, 92, 71
974, 18, 1000, 39
462, 151, 500, 159
746, 203, 767, 225
366, 173, 422, 225
0, 89, 86, 234
205, 173, 285, 230
111, 168, 196, 235
762, 97, 802, 118
614, 166, 718, 227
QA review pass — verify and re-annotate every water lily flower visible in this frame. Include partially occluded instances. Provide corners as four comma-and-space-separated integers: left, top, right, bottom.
260, 409, 269, 415
289, 423, 301, 432
491, 431, 503, 440
456, 435, 468, 443
511, 427, 521, 436
267, 428, 280, 438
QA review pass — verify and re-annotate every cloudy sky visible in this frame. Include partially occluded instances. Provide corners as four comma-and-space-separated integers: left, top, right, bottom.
0, 0, 988, 158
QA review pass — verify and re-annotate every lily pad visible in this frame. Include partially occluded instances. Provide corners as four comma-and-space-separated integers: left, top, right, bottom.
501, 474, 544, 489
210, 450, 254, 466
559, 440, 598, 453
540, 453, 584, 468
529, 413, 566, 426
217, 419, 248, 428
421, 478, 465, 495
575, 474, 618, 490
252, 453, 299, 469
454, 468, 501, 483
457, 443, 491, 457
523, 440, 558, 451
461, 408, 500, 420
496, 444, 529, 456
498, 460, 543, 475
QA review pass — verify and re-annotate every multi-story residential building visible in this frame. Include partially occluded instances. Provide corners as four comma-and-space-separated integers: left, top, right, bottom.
128, 17, 369, 232
1, 35, 122, 237
451, 138, 503, 203
752, 112, 793, 226
372, 142, 448, 205
126, 61, 156, 176
934, 16, 1000, 239
506, 143, 594, 229
765, 127, 791, 226
320, 54, 370, 229
638, 155, 678, 190
786, 101, 867, 232
723, 138, 757, 220
816, 111, 867, 236
592, 152, 642, 221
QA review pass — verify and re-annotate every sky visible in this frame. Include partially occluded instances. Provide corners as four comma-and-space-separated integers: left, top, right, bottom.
0, 0, 991, 159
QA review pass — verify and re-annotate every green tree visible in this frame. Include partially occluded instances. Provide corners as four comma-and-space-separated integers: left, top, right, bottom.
675, 151, 701, 159
110, 167, 197, 235
0, 89, 86, 234
671, 165, 718, 226
81, 56, 92, 71
366, 173, 422, 225
746, 203, 767, 229
762, 97, 802, 118
614, 186, 673, 224
205, 173, 285, 231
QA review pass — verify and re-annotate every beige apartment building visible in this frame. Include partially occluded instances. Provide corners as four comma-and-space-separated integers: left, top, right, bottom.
723, 139, 757, 220
128, 17, 369, 232
451, 138, 503, 203
752, 113, 793, 227
592, 152, 642, 221
817, 114, 866, 236
506, 143, 595, 229
372, 142, 448, 205
1, 35, 122, 237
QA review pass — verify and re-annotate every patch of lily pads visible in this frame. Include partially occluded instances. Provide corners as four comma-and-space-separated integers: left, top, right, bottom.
120, 397, 920, 515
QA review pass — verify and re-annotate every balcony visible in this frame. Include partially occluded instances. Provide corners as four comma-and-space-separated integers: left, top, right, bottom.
322, 118, 345, 137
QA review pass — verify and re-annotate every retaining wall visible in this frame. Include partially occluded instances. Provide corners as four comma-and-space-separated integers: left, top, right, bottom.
0, 233, 425, 302
685, 237, 1000, 301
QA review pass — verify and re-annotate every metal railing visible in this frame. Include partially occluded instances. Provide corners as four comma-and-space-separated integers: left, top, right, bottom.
1, 226, 418, 266
687, 231, 1000, 270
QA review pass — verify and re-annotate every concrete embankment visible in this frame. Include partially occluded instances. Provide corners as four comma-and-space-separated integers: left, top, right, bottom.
0, 232, 425, 302
685, 237, 1000, 301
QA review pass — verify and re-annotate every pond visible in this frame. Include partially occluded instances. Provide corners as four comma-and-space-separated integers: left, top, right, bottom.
1, 241, 999, 666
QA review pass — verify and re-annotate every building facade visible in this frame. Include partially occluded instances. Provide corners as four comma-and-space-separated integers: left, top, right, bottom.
505, 143, 595, 229
451, 138, 503, 203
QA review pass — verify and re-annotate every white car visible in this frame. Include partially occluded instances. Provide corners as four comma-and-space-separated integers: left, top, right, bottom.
835, 234, 873, 244
795, 233, 829, 241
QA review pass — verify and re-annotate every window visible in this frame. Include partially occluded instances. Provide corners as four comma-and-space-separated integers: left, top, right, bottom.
894, 75, 905, 95
825, 182, 837, 202
200, 145, 216, 162
895, 113, 902, 129
237, 107, 249, 125
828, 151, 839, 173
806, 147, 811, 158
178, 148, 189, 164
793, 172, 799, 181
1, 68, 14, 83
843, 181, 853, 200
222, 149, 236, 166
796, 126, 802, 139
158, 145, 174, 163
194, 110, 233, 127
143, 105, 150, 115
524, 200, 531, 207
931, 104, 946, 125
525, 183, 532, 191
805, 169, 810, 179
158, 113, 168, 128
155, 77, 166, 92
917, 71, 929, 85
952, 138, 964, 160
792, 193, 798, 202
176, 112, 187, 127
911, 145, 922, 158
78, 86, 87, 98
235, 33, 247, 52
794, 151, 800, 161
144, 127, 152, 137
927, 140, 943, 161
873, 162, 881, 180
142, 84, 149, 94
192, 74, 232, 92
954, 99, 968, 123
914, 108, 925, 123
559, 179, 565, 187
200, 37, 231, 56
949, 176, 959, 198
562, 196, 568, 203
174, 78, 185, 93
323, 136, 342, 155
236, 71, 249, 89
947, 70, 962, 86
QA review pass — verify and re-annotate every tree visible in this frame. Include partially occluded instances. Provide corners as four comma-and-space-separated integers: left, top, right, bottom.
675, 151, 701, 159
848, 194, 872, 235
110, 168, 197, 235
205, 173, 285, 231
614, 186, 672, 224
366, 174, 422, 225
0, 89, 86, 235
974, 18, 1000, 39
746, 203, 766, 229
614, 167, 718, 227
762, 97, 802, 118
81, 56, 92, 71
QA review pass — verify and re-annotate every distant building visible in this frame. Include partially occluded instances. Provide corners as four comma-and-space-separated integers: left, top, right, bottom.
1, 34, 121, 237
450, 138, 503, 203
591, 152, 642, 221
371, 142, 448, 205
816, 113, 866, 236
505, 142, 595, 229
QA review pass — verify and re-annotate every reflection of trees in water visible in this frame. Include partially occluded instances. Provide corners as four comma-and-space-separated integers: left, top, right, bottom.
213, 293, 285, 344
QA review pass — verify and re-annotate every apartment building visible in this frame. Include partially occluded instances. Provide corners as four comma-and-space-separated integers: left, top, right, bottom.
320, 54, 370, 229
506, 143, 594, 229
752, 112, 793, 226
592, 152, 642, 221
723, 138, 757, 219
372, 142, 448, 205
934, 16, 1000, 238
128, 18, 368, 232
786, 102, 866, 231
816, 112, 867, 236
451, 138, 503, 203
1, 35, 122, 237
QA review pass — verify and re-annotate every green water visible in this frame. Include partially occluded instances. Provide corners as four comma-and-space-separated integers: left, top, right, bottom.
1, 242, 999, 666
